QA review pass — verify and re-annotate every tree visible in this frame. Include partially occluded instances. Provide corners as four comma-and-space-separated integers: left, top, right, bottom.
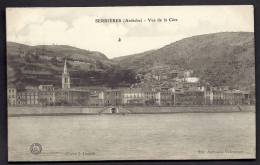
106, 68, 140, 88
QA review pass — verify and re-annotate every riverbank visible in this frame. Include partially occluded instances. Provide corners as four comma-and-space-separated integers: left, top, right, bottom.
8, 105, 255, 117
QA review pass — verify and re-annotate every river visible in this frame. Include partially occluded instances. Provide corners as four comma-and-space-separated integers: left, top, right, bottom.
8, 112, 255, 161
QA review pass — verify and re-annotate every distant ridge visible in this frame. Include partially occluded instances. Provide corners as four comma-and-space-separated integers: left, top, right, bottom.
7, 41, 110, 61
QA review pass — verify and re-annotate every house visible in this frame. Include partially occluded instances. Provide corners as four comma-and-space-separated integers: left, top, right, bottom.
169, 70, 179, 79
38, 85, 55, 105
7, 85, 17, 106
122, 88, 145, 105
55, 88, 90, 106
105, 89, 122, 106
88, 89, 105, 106
184, 77, 200, 83
222, 90, 250, 105
175, 89, 205, 105
16, 86, 39, 105
160, 89, 175, 106
143, 89, 158, 105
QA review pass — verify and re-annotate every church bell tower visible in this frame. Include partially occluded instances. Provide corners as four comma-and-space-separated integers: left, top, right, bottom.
62, 59, 70, 89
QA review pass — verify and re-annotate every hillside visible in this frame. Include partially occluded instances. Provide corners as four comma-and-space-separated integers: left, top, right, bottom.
7, 32, 255, 90
7, 42, 138, 88
114, 32, 255, 90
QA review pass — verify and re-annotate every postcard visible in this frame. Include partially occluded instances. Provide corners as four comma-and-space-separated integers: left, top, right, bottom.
7, 6, 255, 161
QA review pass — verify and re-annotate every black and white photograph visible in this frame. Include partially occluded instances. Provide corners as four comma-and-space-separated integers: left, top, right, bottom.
6, 6, 255, 161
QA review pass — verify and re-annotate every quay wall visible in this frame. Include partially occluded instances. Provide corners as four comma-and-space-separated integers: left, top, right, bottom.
124, 105, 255, 114
8, 106, 104, 116
8, 105, 255, 116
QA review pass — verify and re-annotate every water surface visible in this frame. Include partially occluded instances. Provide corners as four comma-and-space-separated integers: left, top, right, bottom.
8, 112, 255, 161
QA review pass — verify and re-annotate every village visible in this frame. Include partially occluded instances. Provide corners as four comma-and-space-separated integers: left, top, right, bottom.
7, 59, 255, 108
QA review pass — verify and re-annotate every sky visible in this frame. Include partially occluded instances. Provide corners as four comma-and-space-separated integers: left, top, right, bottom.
6, 6, 254, 59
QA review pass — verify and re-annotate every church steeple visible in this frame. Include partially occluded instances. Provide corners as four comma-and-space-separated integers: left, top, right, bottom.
63, 59, 68, 74
62, 59, 70, 89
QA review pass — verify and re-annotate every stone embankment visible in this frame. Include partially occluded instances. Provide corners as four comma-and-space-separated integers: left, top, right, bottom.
8, 105, 255, 117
